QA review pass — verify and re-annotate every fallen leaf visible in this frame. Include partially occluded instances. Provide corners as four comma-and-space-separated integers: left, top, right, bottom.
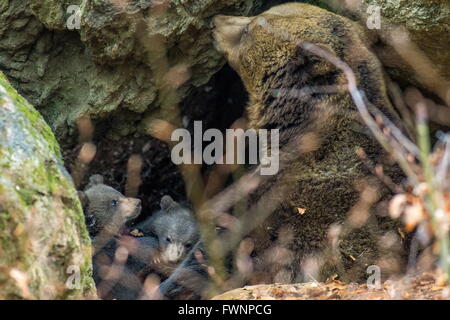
130, 229, 144, 237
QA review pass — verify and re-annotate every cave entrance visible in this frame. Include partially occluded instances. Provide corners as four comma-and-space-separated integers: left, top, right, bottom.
64, 63, 247, 222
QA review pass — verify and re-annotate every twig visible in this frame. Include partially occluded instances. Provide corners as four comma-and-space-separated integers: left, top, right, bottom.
300, 41, 420, 185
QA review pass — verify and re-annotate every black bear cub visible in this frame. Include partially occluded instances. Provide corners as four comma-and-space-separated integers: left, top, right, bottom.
136, 195, 199, 265
79, 175, 199, 299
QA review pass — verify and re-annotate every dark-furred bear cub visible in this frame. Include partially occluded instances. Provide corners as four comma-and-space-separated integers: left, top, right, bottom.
78, 174, 141, 243
136, 195, 199, 265
112, 195, 199, 299
79, 174, 144, 299
80, 177, 198, 299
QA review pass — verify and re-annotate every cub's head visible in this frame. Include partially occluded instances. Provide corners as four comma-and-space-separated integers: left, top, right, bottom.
212, 3, 373, 105
138, 195, 199, 264
79, 174, 141, 236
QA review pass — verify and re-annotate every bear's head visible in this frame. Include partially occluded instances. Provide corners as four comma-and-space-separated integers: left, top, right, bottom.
212, 3, 388, 133
214, 4, 348, 90
79, 174, 141, 237
136, 195, 199, 264
213, 3, 396, 142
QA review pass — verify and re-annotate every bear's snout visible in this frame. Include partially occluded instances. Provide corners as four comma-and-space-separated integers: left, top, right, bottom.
119, 197, 142, 220
212, 15, 251, 72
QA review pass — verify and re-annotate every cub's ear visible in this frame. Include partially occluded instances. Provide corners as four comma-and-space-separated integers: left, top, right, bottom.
160, 195, 179, 211
85, 174, 104, 190
89, 174, 104, 185
78, 191, 88, 210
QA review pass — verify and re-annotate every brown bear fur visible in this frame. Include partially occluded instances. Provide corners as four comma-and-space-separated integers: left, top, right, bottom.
213, 3, 407, 283
78, 174, 142, 251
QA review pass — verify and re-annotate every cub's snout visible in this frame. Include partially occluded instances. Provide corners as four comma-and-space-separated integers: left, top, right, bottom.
119, 197, 141, 220
161, 242, 186, 264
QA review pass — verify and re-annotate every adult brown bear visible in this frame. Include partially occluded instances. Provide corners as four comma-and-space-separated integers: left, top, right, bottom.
212, 2, 407, 283
161, 3, 408, 298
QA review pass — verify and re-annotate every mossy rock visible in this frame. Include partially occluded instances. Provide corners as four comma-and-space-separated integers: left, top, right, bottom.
0, 0, 259, 136
0, 72, 96, 299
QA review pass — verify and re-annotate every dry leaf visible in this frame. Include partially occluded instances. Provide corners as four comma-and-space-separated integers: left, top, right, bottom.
130, 229, 144, 237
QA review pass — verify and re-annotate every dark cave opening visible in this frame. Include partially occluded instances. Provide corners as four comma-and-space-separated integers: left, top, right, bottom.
64, 63, 247, 222
181, 63, 247, 135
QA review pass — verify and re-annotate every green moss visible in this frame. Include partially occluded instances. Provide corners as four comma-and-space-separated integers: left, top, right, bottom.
0, 72, 96, 299
27, 0, 85, 32
0, 75, 62, 158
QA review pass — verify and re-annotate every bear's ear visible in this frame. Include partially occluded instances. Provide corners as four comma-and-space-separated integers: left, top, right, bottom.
78, 191, 88, 209
299, 42, 336, 76
89, 174, 104, 185
160, 195, 179, 211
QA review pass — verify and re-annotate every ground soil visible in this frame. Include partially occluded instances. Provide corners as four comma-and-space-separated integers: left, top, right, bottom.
212, 272, 449, 300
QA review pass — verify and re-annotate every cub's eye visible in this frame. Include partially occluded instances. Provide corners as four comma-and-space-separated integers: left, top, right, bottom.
185, 243, 192, 249
242, 25, 249, 35
111, 199, 118, 207
166, 237, 172, 243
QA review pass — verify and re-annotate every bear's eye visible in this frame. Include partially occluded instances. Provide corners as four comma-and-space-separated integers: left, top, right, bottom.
166, 237, 172, 243
185, 243, 192, 249
242, 24, 249, 36
111, 199, 118, 207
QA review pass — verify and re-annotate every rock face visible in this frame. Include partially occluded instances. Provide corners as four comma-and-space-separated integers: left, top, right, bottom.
0, 72, 95, 299
366, 0, 449, 73
359, 0, 450, 104
0, 0, 257, 136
